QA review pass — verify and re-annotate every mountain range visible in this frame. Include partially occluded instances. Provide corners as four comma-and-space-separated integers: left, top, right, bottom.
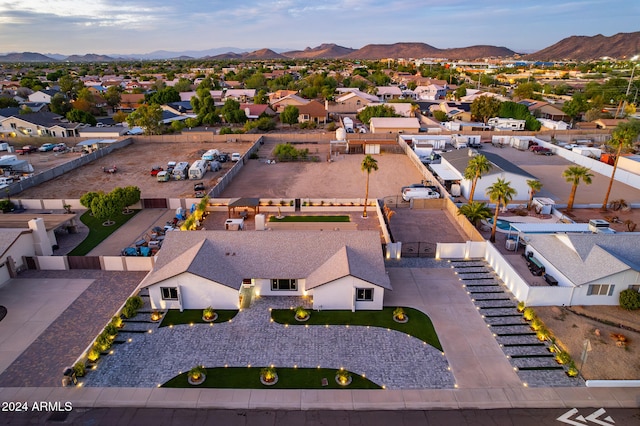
1, 32, 638, 62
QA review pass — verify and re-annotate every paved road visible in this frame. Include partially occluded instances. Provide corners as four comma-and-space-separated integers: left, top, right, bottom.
2, 407, 636, 425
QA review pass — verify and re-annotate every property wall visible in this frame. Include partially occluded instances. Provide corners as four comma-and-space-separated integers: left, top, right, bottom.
35, 255, 154, 271
311, 276, 383, 311
147, 272, 239, 310
3, 233, 35, 271
397, 136, 449, 196
37, 256, 67, 270
484, 242, 531, 303
443, 198, 485, 242
435, 241, 487, 260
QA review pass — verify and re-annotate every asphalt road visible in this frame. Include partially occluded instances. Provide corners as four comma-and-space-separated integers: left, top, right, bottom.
2, 407, 637, 425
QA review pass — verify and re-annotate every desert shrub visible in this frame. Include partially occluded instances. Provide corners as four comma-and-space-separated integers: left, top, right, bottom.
517, 301, 525, 312
73, 361, 86, 377
523, 307, 536, 321
619, 289, 640, 310
555, 351, 571, 365
530, 317, 544, 331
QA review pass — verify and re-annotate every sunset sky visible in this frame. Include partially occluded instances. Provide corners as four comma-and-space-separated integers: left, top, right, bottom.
0, 0, 637, 55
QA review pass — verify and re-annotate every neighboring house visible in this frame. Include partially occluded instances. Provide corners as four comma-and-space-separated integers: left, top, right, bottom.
364, 102, 414, 118
240, 103, 275, 120
118, 93, 145, 111
27, 89, 59, 104
593, 118, 628, 129
369, 117, 420, 134
20, 102, 48, 113
439, 148, 536, 202
163, 101, 194, 115
223, 89, 256, 103
519, 99, 569, 122
297, 100, 327, 124
326, 90, 378, 114
270, 94, 309, 113
0, 112, 82, 138
376, 86, 403, 101
414, 84, 447, 101
268, 90, 298, 104
537, 118, 570, 130
524, 233, 640, 306
140, 230, 391, 312
179, 90, 223, 104
430, 102, 472, 121
160, 110, 193, 125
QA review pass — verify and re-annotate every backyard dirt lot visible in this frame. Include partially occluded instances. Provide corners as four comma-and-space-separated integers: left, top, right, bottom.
15, 140, 254, 199
535, 305, 640, 380
222, 141, 425, 198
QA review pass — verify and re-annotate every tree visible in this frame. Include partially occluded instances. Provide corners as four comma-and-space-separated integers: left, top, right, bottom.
90, 193, 120, 226
602, 120, 640, 210
464, 155, 493, 203
432, 110, 449, 122
191, 88, 219, 125
526, 179, 543, 210
254, 89, 268, 104
457, 202, 492, 228
361, 155, 379, 218
110, 186, 140, 213
49, 93, 72, 115
0, 98, 18, 108
112, 111, 127, 124
562, 93, 588, 125
173, 78, 193, 92
562, 166, 593, 212
145, 87, 180, 105
470, 95, 502, 124
220, 99, 247, 124
104, 85, 122, 112
66, 109, 97, 126
126, 104, 163, 135
513, 82, 542, 100
486, 178, 516, 243
80, 191, 103, 215
357, 104, 399, 125
280, 105, 299, 126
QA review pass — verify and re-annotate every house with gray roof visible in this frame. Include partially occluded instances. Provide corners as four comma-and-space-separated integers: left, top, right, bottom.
523, 233, 640, 306
140, 230, 391, 311
439, 148, 536, 202
0, 111, 82, 138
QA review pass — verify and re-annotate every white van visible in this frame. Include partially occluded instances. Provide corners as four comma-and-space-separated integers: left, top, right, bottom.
402, 187, 439, 201
188, 160, 208, 180
231, 152, 241, 162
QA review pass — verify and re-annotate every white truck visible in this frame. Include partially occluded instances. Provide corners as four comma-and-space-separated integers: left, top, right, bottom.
188, 160, 208, 180
171, 162, 189, 180
343, 117, 354, 133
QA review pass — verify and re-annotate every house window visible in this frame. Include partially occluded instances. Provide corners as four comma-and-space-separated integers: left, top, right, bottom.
10, 123, 16, 129
587, 284, 614, 296
161, 287, 178, 300
356, 288, 374, 301
271, 279, 297, 291
628, 285, 640, 292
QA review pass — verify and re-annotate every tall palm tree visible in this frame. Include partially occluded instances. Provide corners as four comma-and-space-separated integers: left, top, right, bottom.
457, 202, 493, 228
464, 154, 493, 203
361, 154, 379, 218
563, 166, 593, 213
486, 178, 517, 243
526, 179, 543, 210
602, 122, 639, 210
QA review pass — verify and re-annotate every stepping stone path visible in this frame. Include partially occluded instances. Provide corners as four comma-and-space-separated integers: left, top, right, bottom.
450, 259, 584, 387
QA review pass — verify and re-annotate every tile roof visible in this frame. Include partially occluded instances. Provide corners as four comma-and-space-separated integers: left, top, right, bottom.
141, 230, 391, 291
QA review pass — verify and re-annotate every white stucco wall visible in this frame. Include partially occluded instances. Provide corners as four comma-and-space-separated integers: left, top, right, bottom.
36, 256, 67, 270
147, 272, 239, 310
311, 276, 384, 311
570, 269, 640, 306
2, 233, 35, 272
254, 278, 304, 297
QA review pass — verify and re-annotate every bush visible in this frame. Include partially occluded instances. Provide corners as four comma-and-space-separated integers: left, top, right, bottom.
87, 348, 100, 362
530, 317, 544, 331
0, 199, 15, 213
189, 366, 206, 381
619, 289, 640, 310
73, 361, 86, 377
555, 351, 572, 365
126, 296, 144, 310
104, 323, 118, 338
110, 316, 123, 328
94, 332, 112, 352
517, 301, 525, 312
249, 152, 259, 159
121, 304, 137, 319
523, 307, 536, 321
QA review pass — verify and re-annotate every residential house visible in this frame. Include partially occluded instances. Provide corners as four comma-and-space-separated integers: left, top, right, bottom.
437, 148, 536, 202
519, 99, 569, 122
240, 104, 276, 120
297, 100, 328, 124
270, 94, 310, 113
362, 102, 414, 118
163, 101, 194, 115
118, 93, 145, 111
430, 102, 472, 121
180, 90, 223, 104
376, 86, 403, 102
223, 89, 256, 103
140, 230, 391, 311
0, 112, 81, 138
523, 233, 640, 306
369, 117, 420, 134
414, 84, 447, 101
268, 90, 298, 104
326, 90, 378, 115
28, 89, 59, 104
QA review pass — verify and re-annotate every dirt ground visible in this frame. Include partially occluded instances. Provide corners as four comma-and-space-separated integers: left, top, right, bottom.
479, 143, 640, 206
222, 140, 425, 198
16, 140, 254, 199
535, 305, 640, 380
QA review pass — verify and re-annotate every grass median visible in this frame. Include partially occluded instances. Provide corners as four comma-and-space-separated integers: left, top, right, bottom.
68, 210, 140, 256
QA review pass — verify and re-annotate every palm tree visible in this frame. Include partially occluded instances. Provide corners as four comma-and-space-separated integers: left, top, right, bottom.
486, 178, 517, 243
464, 154, 492, 203
457, 202, 492, 228
562, 166, 593, 212
526, 179, 543, 210
361, 154, 379, 218
602, 122, 639, 210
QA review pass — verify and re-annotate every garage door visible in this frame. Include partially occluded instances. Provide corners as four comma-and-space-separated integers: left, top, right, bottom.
365, 144, 380, 154
142, 198, 168, 208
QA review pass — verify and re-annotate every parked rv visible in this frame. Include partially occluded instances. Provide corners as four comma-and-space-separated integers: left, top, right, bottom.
171, 162, 189, 180
202, 149, 220, 161
188, 160, 208, 180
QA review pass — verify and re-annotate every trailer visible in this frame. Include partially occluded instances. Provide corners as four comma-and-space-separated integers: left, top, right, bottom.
488, 117, 525, 131
510, 136, 533, 151
171, 162, 189, 180
188, 159, 208, 180
202, 149, 220, 161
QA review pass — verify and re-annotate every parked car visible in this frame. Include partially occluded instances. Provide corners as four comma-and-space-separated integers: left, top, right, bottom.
52, 143, 68, 152
150, 166, 163, 176
231, 152, 241, 162
194, 182, 206, 198
16, 145, 38, 155
38, 143, 56, 152
217, 153, 229, 163
531, 146, 554, 156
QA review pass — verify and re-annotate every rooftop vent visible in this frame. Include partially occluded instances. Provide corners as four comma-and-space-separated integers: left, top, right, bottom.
588, 219, 610, 233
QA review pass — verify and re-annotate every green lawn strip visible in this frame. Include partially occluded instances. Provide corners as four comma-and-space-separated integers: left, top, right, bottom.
68, 210, 140, 256
271, 307, 442, 351
159, 309, 238, 327
162, 367, 381, 389
268, 215, 350, 222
